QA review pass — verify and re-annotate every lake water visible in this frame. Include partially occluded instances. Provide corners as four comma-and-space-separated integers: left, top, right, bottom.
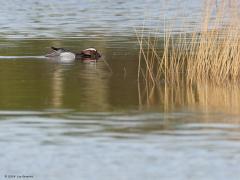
0, 1, 240, 180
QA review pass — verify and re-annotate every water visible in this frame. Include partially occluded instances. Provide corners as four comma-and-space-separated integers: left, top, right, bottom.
0, 1, 240, 180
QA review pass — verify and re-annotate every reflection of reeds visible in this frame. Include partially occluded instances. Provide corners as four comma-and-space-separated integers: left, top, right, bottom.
138, 76, 240, 114
136, 0, 240, 113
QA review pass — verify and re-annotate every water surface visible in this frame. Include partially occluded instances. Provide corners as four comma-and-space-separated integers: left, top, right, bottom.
0, 1, 240, 180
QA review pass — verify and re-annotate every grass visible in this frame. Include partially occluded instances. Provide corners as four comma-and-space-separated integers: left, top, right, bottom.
136, 0, 240, 85
136, 0, 240, 112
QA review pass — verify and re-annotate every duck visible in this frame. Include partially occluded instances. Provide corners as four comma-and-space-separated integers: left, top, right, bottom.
45, 47, 101, 61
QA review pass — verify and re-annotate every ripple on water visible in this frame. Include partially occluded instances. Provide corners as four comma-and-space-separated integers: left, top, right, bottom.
0, 111, 240, 180
0, 0, 203, 38
0, 56, 45, 59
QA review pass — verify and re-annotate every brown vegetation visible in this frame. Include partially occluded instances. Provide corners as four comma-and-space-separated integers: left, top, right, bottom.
136, 0, 240, 113
136, 0, 240, 85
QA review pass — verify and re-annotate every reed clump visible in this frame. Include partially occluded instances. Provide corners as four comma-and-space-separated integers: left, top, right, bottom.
136, 0, 240, 85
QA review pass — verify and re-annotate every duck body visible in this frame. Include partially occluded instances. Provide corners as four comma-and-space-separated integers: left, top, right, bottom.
45, 47, 75, 61
45, 47, 101, 61
59, 52, 76, 61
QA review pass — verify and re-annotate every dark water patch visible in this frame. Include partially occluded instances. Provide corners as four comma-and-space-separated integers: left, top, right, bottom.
0, 37, 141, 111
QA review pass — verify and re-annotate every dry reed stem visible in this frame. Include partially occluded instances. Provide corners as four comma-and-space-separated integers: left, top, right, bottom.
137, 0, 240, 112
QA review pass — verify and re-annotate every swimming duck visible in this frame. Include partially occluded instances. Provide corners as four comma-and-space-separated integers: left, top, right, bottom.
45, 47, 101, 61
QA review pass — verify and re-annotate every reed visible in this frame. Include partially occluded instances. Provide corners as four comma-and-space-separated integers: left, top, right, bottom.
136, 0, 240, 85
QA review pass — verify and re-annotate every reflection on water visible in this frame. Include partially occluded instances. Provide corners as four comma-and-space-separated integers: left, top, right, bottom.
139, 77, 240, 114
192, 82, 240, 114
51, 63, 64, 108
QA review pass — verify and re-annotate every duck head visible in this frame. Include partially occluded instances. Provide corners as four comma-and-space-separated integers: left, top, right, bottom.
76, 48, 101, 60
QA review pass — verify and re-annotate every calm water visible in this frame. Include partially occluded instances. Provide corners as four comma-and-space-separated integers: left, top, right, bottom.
0, 1, 240, 180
